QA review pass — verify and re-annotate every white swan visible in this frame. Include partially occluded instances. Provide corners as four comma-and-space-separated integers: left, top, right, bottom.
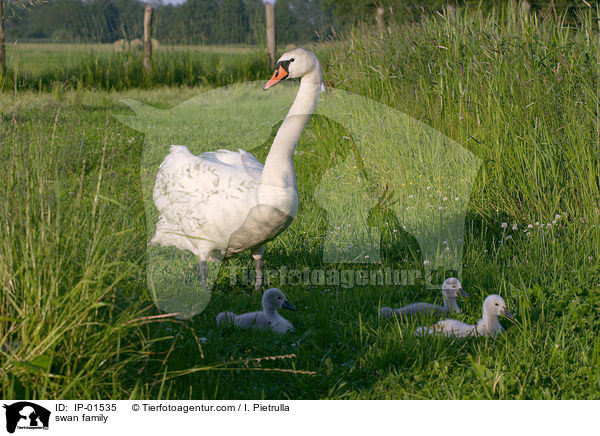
380, 277, 468, 317
216, 288, 296, 333
415, 294, 514, 338
150, 48, 322, 290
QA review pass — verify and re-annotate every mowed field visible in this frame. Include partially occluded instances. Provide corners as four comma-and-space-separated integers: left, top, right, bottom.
1, 9, 600, 399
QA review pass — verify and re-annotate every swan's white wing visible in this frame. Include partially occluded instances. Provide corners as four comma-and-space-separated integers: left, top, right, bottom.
238, 149, 264, 181
415, 319, 476, 338
151, 145, 260, 258
436, 319, 477, 337
199, 148, 264, 181
233, 311, 267, 329
199, 148, 242, 166
398, 302, 445, 316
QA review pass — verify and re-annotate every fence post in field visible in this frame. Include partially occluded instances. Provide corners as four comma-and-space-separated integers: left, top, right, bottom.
265, 1, 276, 67
0, 0, 5, 75
143, 4, 153, 74
376, 6, 384, 35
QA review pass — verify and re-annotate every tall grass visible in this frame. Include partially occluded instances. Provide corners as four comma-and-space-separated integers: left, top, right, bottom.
1, 45, 272, 92
325, 4, 600, 273
0, 102, 158, 397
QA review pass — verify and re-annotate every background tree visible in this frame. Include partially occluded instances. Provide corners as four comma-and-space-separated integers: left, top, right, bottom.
1, 0, 48, 74
2, 0, 588, 47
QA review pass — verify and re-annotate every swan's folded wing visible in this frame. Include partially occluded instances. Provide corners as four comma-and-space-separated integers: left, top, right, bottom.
152, 146, 260, 252
197, 149, 263, 181
234, 311, 267, 329
199, 149, 243, 167
398, 302, 444, 316
239, 149, 264, 181
438, 319, 477, 337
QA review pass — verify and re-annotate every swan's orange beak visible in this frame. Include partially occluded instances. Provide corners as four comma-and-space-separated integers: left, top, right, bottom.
263, 65, 288, 90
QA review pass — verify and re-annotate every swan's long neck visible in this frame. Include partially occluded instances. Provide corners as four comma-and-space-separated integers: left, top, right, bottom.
444, 295, 460, 313
263, 305, 278, 321
261, 67, 322, 189
479, 310, 500, 334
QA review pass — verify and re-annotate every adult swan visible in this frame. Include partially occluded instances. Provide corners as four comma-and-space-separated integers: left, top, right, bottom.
150, 48, 322, 290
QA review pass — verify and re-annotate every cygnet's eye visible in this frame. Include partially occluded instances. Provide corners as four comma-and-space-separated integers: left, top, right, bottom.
290, 58, 295, 62
278, 297, 282, 300
495, 303, 499, 306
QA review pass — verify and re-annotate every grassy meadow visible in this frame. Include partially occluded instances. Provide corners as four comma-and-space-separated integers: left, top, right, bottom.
1, 42, 272, 92
1, 7, 600, 399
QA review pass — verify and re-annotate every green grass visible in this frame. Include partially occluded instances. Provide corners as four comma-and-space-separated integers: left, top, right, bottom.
1, 5, 600, 399
0, 42, 275, 92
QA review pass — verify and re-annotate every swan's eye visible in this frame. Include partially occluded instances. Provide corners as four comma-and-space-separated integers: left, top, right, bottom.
290, 58, 295, 62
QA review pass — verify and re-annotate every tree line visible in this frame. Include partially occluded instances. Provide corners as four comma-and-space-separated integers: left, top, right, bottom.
4, 0, 588, 46
6, 0, 337, 44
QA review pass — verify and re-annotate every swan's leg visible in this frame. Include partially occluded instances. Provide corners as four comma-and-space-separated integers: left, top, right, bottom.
251, 246, 265, 291
199, 261, 208, 288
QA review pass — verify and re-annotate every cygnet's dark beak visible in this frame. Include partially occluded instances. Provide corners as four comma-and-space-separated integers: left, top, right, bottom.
282, 299, 296, 311
500, 307, 514, 318
459, 288, 470, 298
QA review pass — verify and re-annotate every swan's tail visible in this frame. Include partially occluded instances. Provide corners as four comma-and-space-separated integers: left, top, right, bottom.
216, 311, 236, 325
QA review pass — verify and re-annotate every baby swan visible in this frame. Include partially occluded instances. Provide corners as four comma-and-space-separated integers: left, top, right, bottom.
380, 277, 469, 318
415, 294, 514, 338
216, 288, 296, 334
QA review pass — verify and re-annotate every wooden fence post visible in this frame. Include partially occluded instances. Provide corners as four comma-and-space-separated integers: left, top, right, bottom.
0, 0, 6, 75
265, 1, 276, 67
143, 4, 153, 74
